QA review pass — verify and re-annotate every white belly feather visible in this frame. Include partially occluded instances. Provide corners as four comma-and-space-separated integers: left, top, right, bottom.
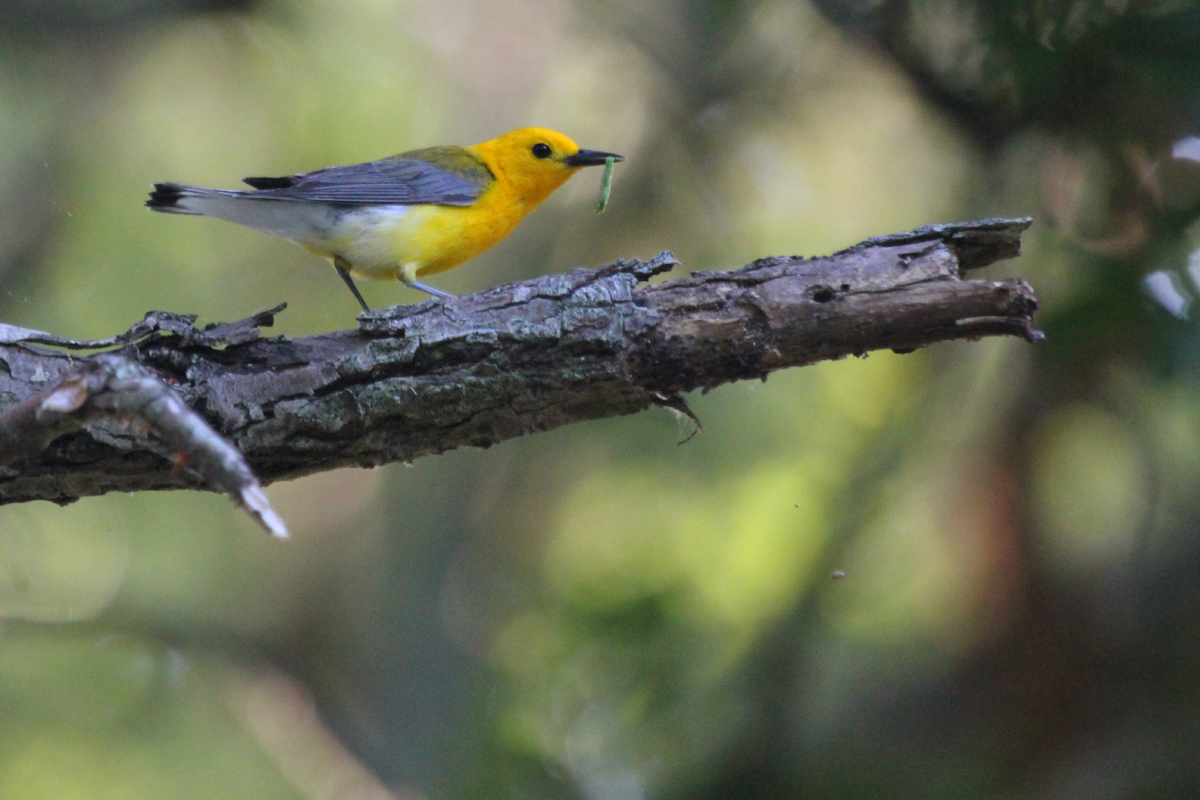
166, 187, 417, 279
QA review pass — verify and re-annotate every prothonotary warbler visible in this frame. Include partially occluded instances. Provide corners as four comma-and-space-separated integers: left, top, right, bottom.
146, 127, 624, 312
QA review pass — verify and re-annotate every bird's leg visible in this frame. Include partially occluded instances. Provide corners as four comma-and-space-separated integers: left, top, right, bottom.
400, 262, 454, 299
403, 279, 454, 298
334, 256, 371, 313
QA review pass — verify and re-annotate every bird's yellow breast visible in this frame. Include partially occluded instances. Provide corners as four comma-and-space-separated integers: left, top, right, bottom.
400, 181, 531, 277
309, 178, 532, 281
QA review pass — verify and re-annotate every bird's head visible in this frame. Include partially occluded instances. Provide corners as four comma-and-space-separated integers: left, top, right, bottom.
474, 127, 624, 207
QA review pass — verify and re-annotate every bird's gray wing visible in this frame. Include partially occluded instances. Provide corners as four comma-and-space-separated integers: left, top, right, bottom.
241, 151, 492, 207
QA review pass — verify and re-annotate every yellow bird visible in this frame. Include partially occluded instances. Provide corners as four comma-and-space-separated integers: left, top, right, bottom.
146, 127, 623, 312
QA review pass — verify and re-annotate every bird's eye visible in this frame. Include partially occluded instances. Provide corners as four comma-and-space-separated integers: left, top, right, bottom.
532, 143, 552, 159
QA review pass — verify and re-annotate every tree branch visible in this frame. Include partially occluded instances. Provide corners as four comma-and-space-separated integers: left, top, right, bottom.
0, 218, 1038, 506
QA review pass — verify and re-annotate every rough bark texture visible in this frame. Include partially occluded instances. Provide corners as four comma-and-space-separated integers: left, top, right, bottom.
0, 218, 1038, 505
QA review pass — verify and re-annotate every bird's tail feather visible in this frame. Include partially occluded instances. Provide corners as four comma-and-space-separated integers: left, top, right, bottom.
145, 182, 340, 241
146, 182, 198, 214
145, 183, 249, 215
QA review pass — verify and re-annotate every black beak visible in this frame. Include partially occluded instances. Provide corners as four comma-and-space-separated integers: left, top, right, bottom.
560, 149, 625, 168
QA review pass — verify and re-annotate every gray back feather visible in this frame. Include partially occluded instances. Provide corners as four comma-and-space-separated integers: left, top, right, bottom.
241, 148, 492, 206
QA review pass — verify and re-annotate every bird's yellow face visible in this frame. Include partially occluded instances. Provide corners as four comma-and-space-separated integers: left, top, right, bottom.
472, 127, 615, 208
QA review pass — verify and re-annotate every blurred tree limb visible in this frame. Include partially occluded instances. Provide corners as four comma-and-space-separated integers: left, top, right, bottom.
0, 217, 1037, 508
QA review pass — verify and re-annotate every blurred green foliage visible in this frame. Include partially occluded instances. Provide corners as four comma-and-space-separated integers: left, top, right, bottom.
3, 0, 1200, 798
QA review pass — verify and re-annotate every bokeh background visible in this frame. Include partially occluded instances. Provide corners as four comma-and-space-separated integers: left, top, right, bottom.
3, 0, 1200, 797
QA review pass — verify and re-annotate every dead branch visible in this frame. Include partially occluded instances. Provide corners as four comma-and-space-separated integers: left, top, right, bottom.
0, 218, 1038, 507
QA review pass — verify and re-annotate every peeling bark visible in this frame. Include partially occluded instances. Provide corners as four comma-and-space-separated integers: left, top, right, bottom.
0, 218, 1038, 506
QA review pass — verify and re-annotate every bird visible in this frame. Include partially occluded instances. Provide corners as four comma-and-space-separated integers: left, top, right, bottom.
146, 127, 624, 312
